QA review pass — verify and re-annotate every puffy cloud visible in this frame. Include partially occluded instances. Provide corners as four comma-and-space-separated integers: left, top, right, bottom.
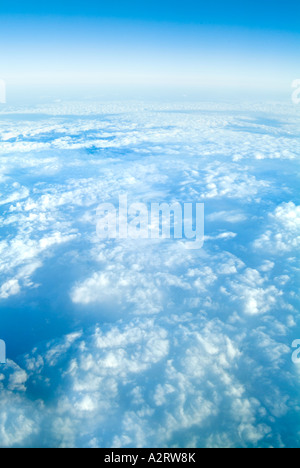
254, 202, 300, 252
0, 233, 77, 299
0, 361, 40, 447
201, 164, 269, 200
0, 309, 295, 448
227, 268, 283, 316
0, 100, 299, 448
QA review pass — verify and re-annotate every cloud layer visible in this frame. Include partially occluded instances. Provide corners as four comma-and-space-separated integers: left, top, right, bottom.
0, 100, 299, 447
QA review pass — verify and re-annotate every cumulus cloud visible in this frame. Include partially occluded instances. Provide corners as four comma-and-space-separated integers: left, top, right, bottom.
0, 310, 295, 448
226, 268, 283, 316
0, 232, 77, 299
0, 100, 299, 448
254, 202, 300, 252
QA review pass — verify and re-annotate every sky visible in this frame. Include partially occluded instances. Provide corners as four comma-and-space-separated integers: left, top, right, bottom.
0, 0, 300, 449
1, 0, 299, 29
0, 0, 300, 99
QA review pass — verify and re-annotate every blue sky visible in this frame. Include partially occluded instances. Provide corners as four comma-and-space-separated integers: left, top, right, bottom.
0, 1, 299, 98
0, 1, 300, 449
1, 0, 300, 31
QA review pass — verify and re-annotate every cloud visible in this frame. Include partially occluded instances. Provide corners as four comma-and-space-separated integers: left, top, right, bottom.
0, 100, 299, 448
254, 202, 300, 252
0, 361, 40, 447
207, 210, 247, 223
205, 231, 237, 241
0, 233, 77, 299
222, 268, 284, 316
0, 279, 20, 299
200, 165, 269, 200
0, 309, 294, 448
0, 184, 29, 206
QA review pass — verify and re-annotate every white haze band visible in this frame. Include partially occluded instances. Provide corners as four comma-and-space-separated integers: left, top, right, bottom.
96, 195, 204, 250
0, 79, 6, 104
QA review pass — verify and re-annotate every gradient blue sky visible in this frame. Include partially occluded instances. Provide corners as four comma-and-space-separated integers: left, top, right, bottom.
1, 1, 300, 450
1, 0, 300, 30
0, 0, 300, 98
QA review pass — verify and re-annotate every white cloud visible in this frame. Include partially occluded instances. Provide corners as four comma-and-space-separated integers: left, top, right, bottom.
0, 100, 299, 448
225, 268, 283, 316
0, 279, 20, 299
254, 202, 300, 252
0, 232, 77, 299
207, 210, 247, 223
